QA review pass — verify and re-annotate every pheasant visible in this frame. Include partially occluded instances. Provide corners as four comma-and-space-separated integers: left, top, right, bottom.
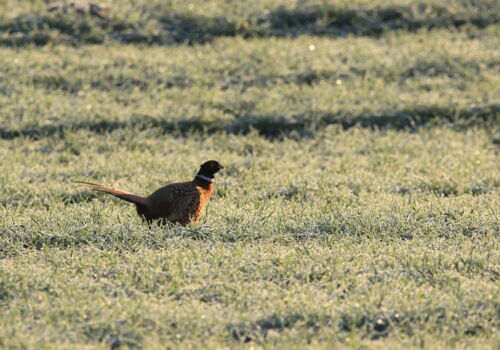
76, 160, 224, 226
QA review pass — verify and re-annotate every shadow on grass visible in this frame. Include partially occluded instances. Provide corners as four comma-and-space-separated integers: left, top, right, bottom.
0, 104, 498, 141
0, 221, 238, 258
228, 313, 305, 343
265, 4, 497, 37
0, 3, 498, 46
226, 306, 484, 343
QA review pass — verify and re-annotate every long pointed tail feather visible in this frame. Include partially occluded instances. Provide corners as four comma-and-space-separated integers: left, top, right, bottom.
75, 181, 148, 206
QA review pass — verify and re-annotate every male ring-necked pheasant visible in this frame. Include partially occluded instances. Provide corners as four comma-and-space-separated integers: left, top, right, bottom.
77, 160, 223, 226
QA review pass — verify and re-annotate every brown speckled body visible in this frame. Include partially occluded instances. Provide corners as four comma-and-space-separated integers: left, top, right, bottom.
138, 179, 214, 226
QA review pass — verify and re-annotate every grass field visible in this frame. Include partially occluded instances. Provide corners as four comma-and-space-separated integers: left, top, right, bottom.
0, 0, 499, 349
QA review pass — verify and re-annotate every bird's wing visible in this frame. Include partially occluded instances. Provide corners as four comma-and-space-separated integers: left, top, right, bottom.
148, 182, 200, 222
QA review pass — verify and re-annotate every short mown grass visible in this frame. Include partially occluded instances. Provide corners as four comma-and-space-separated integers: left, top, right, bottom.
1, 0, 498, 45
1, 127, 498, 348
0, 0, 499, 349
1, 27, 498, 139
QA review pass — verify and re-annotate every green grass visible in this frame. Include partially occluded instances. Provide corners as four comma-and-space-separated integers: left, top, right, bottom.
1, 28, 499, 138
0, 0, 499, 349
1, 0, 498, 46
1, 128, 498, 349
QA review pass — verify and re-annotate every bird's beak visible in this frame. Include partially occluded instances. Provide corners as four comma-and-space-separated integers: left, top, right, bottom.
218, 164, 224, 170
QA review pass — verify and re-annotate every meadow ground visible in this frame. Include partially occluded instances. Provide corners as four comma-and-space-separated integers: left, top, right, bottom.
0, 1, 499, 349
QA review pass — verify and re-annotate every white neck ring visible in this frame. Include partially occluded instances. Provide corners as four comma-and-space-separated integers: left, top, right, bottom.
196, 174, 214, 183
